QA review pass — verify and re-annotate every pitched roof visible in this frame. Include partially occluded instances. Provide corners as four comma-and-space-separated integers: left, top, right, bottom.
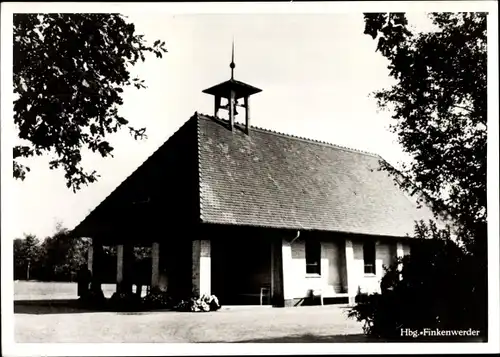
73, 112, 441, 239
196, 113, 438, 237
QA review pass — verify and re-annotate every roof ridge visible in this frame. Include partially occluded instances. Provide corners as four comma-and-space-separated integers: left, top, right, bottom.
195, 112, 381, 158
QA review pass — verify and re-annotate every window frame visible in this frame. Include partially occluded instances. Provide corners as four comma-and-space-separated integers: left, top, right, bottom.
305, 239, 321, 276
363, 241, 376, 275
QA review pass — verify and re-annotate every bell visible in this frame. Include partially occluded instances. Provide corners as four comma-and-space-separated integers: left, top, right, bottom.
221, 101, 238, 115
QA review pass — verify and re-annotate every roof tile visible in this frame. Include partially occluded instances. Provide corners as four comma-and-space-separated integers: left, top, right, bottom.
196, 113, 438, 237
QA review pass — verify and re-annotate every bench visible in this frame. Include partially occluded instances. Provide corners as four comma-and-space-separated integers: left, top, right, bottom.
310, 287, 349, 305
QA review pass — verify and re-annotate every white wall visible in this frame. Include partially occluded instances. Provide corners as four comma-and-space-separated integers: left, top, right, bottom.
351, 240, 405, 295
287, 239, 344, 298
277, 237, 411, 300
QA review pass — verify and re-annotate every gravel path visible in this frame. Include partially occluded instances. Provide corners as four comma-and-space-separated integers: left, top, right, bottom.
15, 304, 365, 343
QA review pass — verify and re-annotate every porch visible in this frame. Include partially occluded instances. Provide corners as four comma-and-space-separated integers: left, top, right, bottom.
84, 225, 410, 307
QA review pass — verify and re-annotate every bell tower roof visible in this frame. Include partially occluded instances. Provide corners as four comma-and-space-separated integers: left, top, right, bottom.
202, 39, 261, 134
202, 38, 262, 99
202, 78, 262, 99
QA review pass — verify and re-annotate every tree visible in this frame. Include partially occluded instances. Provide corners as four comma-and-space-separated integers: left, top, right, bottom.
349, 12, 488, 340
13, 234, 41, 280
13, 14, 167, 191
39, 223, 90, 281
363, 13, 487, 255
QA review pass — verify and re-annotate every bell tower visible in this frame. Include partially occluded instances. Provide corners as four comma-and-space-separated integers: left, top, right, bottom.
202, 40, 262, 134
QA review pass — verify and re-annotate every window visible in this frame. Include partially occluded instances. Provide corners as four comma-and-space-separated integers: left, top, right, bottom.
363, 241, 376, 275
305, 240, 321, 275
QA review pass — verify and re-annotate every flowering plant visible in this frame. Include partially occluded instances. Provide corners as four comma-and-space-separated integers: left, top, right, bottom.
173, 294, 221, 312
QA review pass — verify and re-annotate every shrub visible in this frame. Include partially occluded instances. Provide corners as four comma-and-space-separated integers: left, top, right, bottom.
109, 291, 142, 311
141, 291, 173, 309
78, 287, 107, 309
348, 236, 487, 340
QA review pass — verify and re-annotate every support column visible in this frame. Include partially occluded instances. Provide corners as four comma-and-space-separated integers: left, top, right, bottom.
270, 240, 275, 301
271, 237, 294, 307
282, 239, 294, 306
192, 240, 211, 297
87, 245, 94, 274
396, 242, 404, 280
90, 241, 104, 294
116, 243, 133, 294
345, 239, 356, 306
396, 242, 404, 259
151, 242, 160, 291
116, 244, 124, 289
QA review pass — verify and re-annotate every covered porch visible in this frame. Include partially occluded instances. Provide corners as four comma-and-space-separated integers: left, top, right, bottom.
82, 224, 408, 307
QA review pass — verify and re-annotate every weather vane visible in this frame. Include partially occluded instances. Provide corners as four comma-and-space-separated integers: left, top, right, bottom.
230, 36, 235, 80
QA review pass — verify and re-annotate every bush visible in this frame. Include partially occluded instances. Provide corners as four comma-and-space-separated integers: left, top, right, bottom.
109, 291, 142, 311
348, 236, 487, 340
78, 288, 107, 309
141, 291, 173, 309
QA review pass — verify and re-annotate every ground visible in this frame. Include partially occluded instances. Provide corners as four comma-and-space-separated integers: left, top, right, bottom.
14, 281, 367, 343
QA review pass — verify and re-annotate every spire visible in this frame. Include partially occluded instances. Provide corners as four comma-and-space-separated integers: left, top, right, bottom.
230, 37, 235, 80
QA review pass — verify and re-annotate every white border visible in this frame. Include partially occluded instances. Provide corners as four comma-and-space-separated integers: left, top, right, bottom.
1, 2, 499, 356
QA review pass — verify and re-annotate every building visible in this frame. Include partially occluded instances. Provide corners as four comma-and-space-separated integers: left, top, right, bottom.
71, 51, 440, 307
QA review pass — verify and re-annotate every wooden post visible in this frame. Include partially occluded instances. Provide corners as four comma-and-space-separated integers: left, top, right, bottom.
214, 96, 221, 118
229, 90, 235, 131
244, 96, 250, 135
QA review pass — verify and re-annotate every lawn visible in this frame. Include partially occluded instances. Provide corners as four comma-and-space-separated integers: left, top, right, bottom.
13, 281, 366, 343
14, 280, 144, 300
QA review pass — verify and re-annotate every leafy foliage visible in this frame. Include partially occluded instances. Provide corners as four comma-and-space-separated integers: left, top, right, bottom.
13, 223, 155, 283
13, 13, 167, 191
13, 234, 42, 280
13, 223, 89, 281
142, 291, 174, 309
364, 12, 487, 254
348, 221, 486, 340
38, 223, 91, 281
353, 12, 489, 341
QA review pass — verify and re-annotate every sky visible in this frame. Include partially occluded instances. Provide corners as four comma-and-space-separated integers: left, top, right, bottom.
5, 11, 437, 240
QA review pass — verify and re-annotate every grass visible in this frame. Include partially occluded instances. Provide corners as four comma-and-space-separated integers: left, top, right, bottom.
14, 280, 145, 300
